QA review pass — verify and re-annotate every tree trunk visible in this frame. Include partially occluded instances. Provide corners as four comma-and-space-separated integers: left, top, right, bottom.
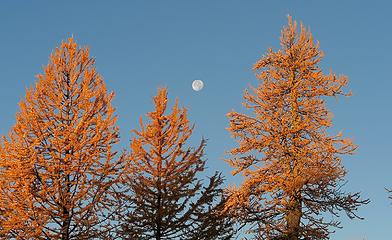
61, 174, 71, 240
61, 207, 70, 240
156, 190, 162, 240
286, 194, 302, 240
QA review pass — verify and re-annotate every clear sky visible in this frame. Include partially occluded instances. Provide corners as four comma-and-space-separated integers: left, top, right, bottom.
1, 1, 391, 239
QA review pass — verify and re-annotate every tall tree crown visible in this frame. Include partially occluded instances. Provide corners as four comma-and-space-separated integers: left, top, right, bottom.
118, 88, 234, 240
225, 16, 368, 239
0, 38, 120, 239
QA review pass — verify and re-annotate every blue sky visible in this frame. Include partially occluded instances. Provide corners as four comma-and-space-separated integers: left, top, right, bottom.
1, 1, 391, 239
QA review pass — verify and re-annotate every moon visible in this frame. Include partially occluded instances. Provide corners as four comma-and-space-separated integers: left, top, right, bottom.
192, 80, 204, 91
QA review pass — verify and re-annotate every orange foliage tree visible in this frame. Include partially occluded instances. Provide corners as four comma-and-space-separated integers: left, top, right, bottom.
117, 88, 234, 239
225, 17, 369, 239
0, 38, 121, 239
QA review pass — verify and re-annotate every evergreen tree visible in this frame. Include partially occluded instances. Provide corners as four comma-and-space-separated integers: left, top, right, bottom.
0, 38, 121, 239
225, 17, 369, 240
118, 88, 234, 240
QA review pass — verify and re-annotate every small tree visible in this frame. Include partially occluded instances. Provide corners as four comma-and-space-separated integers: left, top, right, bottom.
117, 88, 234, 240
225, 16, 368, 239
0, 38, 121, 239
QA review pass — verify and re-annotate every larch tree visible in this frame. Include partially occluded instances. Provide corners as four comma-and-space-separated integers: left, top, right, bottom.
225, 17, 369, 240
0, 38, 121, 239
117, 88, 234, 240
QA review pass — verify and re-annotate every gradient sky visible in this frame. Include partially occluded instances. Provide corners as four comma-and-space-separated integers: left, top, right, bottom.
1, 1, 391, 239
